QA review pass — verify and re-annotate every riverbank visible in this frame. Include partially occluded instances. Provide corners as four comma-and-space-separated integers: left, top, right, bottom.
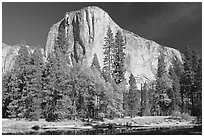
2, 116, 201, 135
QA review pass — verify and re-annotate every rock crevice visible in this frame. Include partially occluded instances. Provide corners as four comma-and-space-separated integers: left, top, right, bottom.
2, 6, 183, 86
44, 6, 183, 84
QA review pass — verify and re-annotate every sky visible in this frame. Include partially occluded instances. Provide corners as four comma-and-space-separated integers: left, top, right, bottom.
2, 2, 202, 55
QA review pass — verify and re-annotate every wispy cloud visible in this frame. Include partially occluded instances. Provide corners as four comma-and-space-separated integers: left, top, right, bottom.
128, 3, 201, 40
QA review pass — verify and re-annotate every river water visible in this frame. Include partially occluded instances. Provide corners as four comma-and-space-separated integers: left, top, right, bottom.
3, 125, 202, 135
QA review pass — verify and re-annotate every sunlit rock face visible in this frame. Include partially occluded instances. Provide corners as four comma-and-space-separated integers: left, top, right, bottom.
2, 43, 44, 73
2, 6, 183, 87
2, 43, 21, 73
44, 6, 183, 85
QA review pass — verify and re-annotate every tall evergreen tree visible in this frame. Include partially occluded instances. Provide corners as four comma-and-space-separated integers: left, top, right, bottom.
66, 64, 110, 119
180, 46, 194, 114
190, 50, 200, 116
169, 66, 182, 112
12, 48, 44, 121
91, 53, 101, 72
149, 81, 156, 115
2, 72, 13, 118
25, 48, 45, 120
153, 48, 171, 116
178, 45, 202, 117
194, 58, 202, 118
43, 53, 66, 121
141, 83, 150, 116
112, 30, 126, 84
152, 50, 165, 116
7, 46, 45, 120
7, 45, 32, 119
102, 27, 114, 81
128, 73, 140, 117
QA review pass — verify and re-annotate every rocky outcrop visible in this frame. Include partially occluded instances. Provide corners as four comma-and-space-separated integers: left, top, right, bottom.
45, 6, 182, 85
2, 43, 21, 73
2, 43, 44, 73
3, 6, 182, 86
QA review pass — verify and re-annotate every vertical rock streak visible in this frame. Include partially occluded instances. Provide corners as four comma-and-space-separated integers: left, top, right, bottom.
2, 6, 183, 86
43, 6, 183, 84
92, 12, 95, 42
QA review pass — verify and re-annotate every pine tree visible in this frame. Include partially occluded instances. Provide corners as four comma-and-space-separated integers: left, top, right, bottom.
180, 46, 194, 114
91, 53, 101, 72
169, 66, 182, 112
102, 27, 114, 81
43, 53, 66, 121
58, 72, 74, 120
70, 64, 84, 119
25, 48, 45, 120
153, 48, 171, 116
113, 81, 126, 117
128, 73, 140, 117
190, 50, 200, 116
2, 73, 13, 118
7, 45, 32, 119
194, 58, 202, 118
112, 30, 126, 84
7, 46, 45, 120
180, 46, 202, 116
141, 83, 150, 116
66, 65, 108, 119
153, 50, 165, 116
149, 82, 156, 115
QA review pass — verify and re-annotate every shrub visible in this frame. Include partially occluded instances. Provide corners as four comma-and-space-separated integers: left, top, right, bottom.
171, 111, 182, 118
171, 111, 192, 121
181, 113, 192, 121
98, 113, 105, 121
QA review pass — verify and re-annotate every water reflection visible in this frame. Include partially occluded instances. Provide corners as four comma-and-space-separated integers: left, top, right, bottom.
3, 125, 202, 135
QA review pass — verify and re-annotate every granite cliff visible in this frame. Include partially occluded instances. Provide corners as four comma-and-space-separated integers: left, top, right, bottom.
2, 43, 21, 73
45, 6, 182, 84
3, 6, 182, 85
2, 43, 44, 73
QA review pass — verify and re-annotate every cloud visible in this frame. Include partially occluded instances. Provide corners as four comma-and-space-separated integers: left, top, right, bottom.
128, 3, 201, 40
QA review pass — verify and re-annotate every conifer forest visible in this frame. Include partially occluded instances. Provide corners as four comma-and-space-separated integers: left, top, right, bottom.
2, 27, 202, 122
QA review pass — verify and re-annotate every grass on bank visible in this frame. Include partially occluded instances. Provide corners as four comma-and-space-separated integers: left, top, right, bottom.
2, 114, 195, 134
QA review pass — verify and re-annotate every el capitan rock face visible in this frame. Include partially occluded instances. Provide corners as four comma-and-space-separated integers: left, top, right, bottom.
45, 6, 182, 85
3, 6, 182, 86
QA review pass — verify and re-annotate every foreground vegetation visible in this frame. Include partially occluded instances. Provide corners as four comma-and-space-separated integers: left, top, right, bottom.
2, 115, 196, 134
2, 28, 202, 123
